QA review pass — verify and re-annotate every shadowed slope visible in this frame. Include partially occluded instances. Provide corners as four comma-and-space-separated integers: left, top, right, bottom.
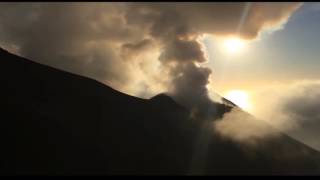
1, 47, 320, 175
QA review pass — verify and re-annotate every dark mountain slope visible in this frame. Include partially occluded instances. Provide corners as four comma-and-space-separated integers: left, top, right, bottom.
1, 47, 320, 175
0, 48, 199, 175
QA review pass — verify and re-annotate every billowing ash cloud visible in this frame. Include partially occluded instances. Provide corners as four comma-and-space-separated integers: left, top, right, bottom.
0, 2, 302, 110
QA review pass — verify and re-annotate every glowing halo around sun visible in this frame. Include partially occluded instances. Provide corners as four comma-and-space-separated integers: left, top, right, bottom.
223, 37, 245, 54
225, 90, 252, 111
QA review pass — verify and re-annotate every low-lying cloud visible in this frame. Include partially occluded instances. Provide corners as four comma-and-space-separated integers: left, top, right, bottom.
213, 108, 278, 145
250, 80, 320, 150
214, 80, 320, 148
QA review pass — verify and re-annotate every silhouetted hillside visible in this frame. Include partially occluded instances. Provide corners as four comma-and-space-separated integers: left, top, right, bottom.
1, 47, 320, 175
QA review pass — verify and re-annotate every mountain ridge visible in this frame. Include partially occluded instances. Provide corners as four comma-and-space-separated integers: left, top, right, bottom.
1, 47, 320, 175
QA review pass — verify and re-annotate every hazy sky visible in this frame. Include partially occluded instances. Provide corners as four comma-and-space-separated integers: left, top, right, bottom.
204, 2, 320, 96
200, 3, 320, 151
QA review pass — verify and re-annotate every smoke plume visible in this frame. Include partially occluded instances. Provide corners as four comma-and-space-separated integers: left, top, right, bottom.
0, 2, 302, 111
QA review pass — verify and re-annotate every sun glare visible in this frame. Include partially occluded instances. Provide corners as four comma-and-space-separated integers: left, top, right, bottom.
223, 37, 245, 54
225, 90, 251, 111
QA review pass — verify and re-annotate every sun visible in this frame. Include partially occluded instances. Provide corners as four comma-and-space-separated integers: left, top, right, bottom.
225, 90, 251, 111
223, 37, 245, 54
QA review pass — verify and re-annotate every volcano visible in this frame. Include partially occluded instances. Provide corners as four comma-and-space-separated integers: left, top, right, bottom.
1, 47, 320, 175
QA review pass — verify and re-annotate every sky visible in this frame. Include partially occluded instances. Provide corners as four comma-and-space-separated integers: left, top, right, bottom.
201, 3, 320, 150
204, 2, 320, 98
1, 2, 320, 150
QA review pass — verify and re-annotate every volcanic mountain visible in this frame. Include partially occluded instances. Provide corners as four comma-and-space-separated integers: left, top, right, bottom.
1, 47, 320, 175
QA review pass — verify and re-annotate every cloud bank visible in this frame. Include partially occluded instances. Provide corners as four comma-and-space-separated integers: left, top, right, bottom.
213, 108, 278, 145
249, 80, 320, 150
